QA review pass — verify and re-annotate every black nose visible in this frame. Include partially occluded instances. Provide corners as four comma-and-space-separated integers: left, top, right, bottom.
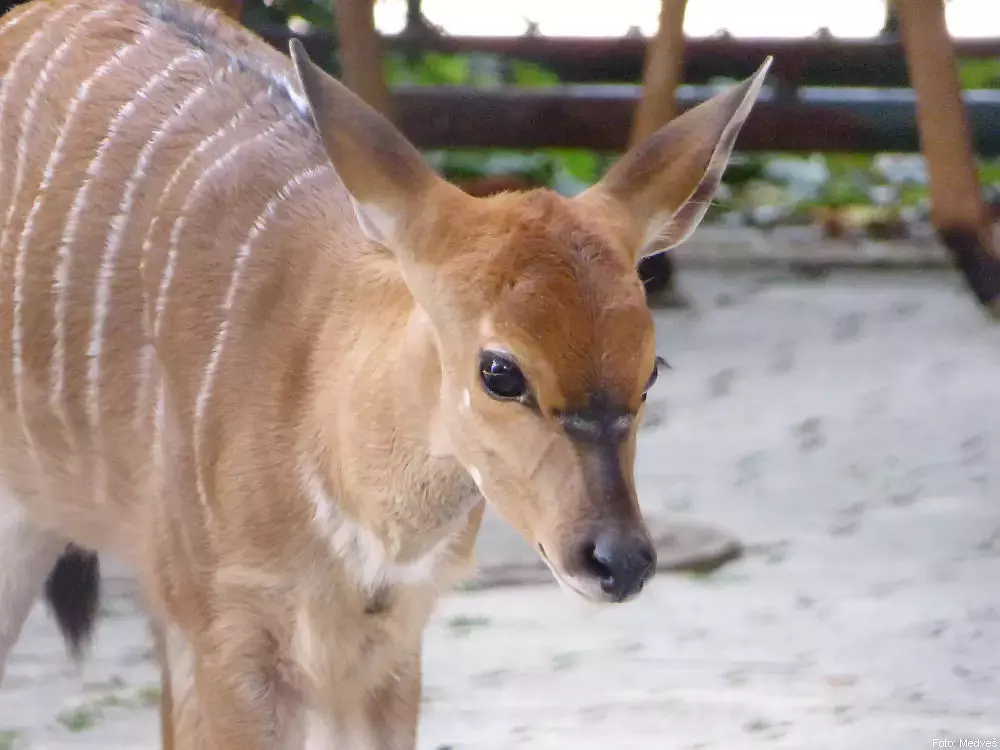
583, 530, 657, 602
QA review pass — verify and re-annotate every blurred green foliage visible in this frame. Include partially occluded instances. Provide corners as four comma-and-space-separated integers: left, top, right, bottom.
958, 59, 1000, 89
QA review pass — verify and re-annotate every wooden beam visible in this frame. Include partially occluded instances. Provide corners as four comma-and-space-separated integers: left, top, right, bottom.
253, 23, 1000, 87
387, 85, 1000, 155
896, 0, 1000, 311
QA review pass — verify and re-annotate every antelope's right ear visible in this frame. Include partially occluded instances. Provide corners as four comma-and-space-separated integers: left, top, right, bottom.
288, 39, 465, 255
577, 57, 772, 263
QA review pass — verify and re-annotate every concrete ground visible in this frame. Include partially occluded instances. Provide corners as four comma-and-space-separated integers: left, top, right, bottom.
1, 266, 999, 749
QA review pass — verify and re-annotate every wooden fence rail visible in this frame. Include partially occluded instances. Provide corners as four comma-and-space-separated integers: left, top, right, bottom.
391, 84, 1000, 154
257, 24, 1000, 88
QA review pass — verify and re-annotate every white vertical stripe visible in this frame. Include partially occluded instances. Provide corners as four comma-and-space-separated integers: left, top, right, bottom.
152, 115, 297, 346
2, 5, 101, 253
0, 2, 79, 237
6, 7, 110, 458
138, 116, 298, 496
14, 42, 153, 287
84, 50, 203, 441
48, 33, 153, 441
0, 3, 50, 96
0, 3, 49, 84
192, 166, 329, 514
142, 113, 297, 521
133, 91, 267, 433
0, 1, 46, 41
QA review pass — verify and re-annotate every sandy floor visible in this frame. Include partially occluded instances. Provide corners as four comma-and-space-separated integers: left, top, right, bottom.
1, 267, 999, 749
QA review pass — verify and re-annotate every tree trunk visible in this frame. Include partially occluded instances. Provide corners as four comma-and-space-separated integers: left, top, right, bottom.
896, 0, 1000, 312
335, 0, 394, 120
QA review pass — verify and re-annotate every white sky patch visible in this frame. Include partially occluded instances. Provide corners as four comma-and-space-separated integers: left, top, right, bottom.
374, 0, 996, 39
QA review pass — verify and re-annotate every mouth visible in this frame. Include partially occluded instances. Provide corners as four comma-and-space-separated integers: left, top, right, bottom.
537, 544, 637, 605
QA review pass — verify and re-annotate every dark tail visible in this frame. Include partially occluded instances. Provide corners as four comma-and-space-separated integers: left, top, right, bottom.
44, 545, 101, 660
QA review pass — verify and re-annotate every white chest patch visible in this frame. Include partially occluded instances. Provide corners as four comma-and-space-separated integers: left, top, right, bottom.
297, 706, 376, 750
301, 708, 342, 750
299, 461, 464, 592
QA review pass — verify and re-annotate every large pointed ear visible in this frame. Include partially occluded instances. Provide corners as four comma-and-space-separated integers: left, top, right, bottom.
288, 38, 464, 253
579, 57, 772, 262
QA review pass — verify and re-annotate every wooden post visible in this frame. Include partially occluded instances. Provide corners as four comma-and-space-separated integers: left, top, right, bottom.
633, 0, 691, 309
630, 0, 689, 146
896, 0, 1000, 312
880, 0, 900, 38
335, 0, 394, 120
630, 0, 747, 573
404, 0, 432, 35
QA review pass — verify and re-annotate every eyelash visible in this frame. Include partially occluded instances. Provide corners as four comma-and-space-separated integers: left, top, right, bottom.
642, 356, 669, 402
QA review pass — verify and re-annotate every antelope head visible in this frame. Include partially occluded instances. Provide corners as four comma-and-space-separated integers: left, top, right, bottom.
290, 41, 771, 604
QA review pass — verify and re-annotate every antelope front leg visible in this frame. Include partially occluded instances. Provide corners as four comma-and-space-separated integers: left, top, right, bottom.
161, 614, 284, 750
354, 648, 423, 750
156, 623, 215, 750
196, 617, 285, 750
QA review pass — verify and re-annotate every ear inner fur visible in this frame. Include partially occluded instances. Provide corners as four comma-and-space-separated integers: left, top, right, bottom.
579, 56, 773, 261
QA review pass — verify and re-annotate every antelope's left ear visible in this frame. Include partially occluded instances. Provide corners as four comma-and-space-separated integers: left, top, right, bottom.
287, 38, 470, 260
577, 57, 772, 263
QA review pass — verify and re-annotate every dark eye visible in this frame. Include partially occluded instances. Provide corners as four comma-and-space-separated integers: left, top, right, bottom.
479, 351, 528, 401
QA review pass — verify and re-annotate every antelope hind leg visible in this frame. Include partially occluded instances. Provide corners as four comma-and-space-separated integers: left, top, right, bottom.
0, 493, 66, 683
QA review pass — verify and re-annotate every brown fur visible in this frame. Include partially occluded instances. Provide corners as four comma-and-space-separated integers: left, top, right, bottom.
0, 1, 771, 746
